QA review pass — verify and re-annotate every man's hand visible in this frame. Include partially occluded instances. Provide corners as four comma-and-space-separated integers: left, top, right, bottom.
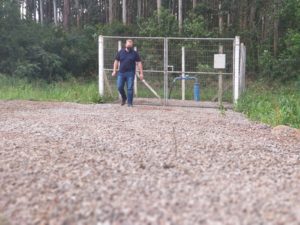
139, 73, 144, 81
112, 60, 119, 77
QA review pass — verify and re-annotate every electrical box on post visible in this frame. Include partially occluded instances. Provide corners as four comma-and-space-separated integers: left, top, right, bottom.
214, 54, 226, 69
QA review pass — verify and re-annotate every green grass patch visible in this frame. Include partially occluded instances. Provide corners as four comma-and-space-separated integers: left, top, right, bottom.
236, 81, 300, 129
0, 74, 103, 104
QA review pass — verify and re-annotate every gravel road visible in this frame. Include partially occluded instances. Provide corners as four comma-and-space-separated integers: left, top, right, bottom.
0, 100, 299, 225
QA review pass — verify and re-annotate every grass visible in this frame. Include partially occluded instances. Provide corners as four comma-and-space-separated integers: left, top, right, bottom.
0, 74, 103, 104
3, 74, 298, 129
0, 74, 233, 103
236, 81, 300, 129
107, 75, 233, 102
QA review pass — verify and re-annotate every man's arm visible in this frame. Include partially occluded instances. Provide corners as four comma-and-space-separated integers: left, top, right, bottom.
137, 61, 144, 80
112, 60, 119, 77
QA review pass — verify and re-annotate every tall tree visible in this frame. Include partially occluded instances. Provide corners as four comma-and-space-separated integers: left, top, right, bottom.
193, 0, 197, 9
157, 0, 161, 20
109, 0, 114, 23
137, 0, 142, 18
63, 0, 70, 29
122, 0, 126, 24
53, 0, 57, 25
178, 0, 183, 33
74, 0, 80, 26
39, 0, 43, 24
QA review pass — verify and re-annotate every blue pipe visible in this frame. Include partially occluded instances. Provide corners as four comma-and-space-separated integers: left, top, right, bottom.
194, 83, 200, 101
170, 75, 200, 101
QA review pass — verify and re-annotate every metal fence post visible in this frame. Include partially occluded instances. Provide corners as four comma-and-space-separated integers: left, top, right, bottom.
134, 46, 138, 97
98, 35, 104, 97
218, 45, 224, 106
234, 36, 240, 103
182, 46, 186, 101
117, 41, 122, 100
240, 43, 246, 94
164, 38, 168, 106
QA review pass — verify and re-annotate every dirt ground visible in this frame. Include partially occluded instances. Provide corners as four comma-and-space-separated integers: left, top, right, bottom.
0, 100, 299, 225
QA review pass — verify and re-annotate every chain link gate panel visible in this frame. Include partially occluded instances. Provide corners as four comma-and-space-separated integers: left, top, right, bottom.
166, 37, 235, 107
99, 36, 244, 107
99, 36, 166, 106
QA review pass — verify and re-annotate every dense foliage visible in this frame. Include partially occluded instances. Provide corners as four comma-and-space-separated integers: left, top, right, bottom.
237, 81, 300, 128
0, 0, 300, 84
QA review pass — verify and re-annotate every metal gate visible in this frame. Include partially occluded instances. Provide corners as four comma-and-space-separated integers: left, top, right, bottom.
98, 36, 245, 107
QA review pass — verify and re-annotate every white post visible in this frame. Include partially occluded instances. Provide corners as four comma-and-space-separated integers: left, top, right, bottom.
117, 41, 122, 99
240, 43, 246, 93
134, 46, 138, 97
218, 45, 223, 106
118, 41, 122, 51
98, 36, 104, 97
163, 38, 168, 106
234, 36, 240, 103
181, 46, 185, 100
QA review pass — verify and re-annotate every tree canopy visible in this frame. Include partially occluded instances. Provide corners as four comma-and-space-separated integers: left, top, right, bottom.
1, 0, 300, 82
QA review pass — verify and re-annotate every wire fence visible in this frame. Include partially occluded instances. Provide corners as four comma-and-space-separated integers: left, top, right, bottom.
99, 36, 244, 107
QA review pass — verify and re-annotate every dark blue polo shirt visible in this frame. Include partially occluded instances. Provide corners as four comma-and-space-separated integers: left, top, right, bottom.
115, 48, 141, 73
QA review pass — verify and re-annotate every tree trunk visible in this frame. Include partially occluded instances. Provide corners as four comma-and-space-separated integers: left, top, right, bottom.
63, 0, 70, 30
273, 18, 279, 56
75, 0, 80, 26
137, 0, 142, 18
122, 0, 126, 25
273, 0, 280, 56
178, 0, 183, 33
193, 0, 197, 9
39, 0, 43, 24
109, 0, 114, 23
249, 4, 256, 30
53, 0, 57, 25
157, 0, 161, 20
218, 1, 223, 35
33, 0, 37, 22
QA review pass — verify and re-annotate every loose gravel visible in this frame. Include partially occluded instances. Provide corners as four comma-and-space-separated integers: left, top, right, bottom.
0, 100, 299, 225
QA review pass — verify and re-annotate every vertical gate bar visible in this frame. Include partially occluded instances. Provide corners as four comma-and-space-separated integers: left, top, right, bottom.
182, 46, 185, 101
117, 41, 122, 100
98, 35, 104, 97
218, 45, 223, 106
164, 38, 168, 106
232, 39, 235, 103
234, 36, 240, 103
134, 46, 138, 97
240, 43, 246, 93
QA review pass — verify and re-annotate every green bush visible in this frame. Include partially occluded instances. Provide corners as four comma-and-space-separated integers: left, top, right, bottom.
183, 12, 209, 37
237, 82, 300, 128
138, 8, 179, 37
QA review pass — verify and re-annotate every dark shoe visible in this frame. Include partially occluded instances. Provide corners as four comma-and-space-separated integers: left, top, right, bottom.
121, 99, 127, 106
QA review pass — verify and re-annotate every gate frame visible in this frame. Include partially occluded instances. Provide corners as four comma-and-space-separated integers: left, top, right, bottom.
98, 35, 244, 105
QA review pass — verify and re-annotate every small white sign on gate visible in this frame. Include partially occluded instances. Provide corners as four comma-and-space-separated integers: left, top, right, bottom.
214, 54, 226, 69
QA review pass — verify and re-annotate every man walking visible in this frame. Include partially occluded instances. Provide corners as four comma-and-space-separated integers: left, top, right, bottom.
112, 39, 144, 107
